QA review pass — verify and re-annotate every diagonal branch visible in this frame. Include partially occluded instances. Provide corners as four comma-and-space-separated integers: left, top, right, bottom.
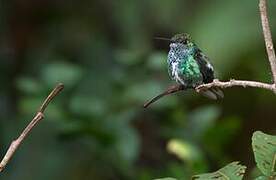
259, 0, 276, 83
0, 83, 64, 172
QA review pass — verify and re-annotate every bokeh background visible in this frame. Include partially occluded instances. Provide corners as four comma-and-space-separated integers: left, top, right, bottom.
0, 0, 276, 179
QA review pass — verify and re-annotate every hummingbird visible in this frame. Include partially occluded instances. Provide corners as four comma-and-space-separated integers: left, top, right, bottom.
166, 33, 223, 100
144, 33, 223, 107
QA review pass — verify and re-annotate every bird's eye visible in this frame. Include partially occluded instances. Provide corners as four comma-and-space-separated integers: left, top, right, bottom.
183, 39, 188, 44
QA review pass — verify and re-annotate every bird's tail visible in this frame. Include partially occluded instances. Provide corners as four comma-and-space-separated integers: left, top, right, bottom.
199, 87, 224, 100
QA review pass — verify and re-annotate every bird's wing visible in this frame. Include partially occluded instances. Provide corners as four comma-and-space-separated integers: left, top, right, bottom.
194, 48, 214, 83
195, 48, 224, 99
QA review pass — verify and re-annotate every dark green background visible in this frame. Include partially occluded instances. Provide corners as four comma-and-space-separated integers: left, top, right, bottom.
0, 0, 276, 179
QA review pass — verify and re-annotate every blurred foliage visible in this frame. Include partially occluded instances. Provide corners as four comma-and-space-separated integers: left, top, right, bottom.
165, 131, 276, 180
0, 0, 276, 180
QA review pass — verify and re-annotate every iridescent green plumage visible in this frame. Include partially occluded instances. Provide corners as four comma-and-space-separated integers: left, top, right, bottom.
167, 33, 223, 99
179, 53, 202, 86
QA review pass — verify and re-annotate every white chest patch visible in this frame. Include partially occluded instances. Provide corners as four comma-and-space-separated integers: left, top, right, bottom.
171, 62, 185, 85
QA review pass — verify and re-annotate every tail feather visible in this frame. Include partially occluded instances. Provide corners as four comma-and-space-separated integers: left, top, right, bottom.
199, 87, 224, 100
211, 87, 224, 99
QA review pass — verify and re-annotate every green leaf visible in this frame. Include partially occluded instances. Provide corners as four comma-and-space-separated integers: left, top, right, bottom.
252, 131, 276, 177
192, 162, 246, 180
255, 176, 268, 180
153, 178, 178, 180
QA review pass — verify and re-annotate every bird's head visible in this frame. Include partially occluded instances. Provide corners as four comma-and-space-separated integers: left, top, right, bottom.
171, 33, 193, 46
154, 33, 194, 49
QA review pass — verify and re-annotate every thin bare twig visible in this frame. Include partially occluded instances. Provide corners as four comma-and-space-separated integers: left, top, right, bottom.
144, 0, 276, 107
259, 0, 276, 83
0, 83, 64, 172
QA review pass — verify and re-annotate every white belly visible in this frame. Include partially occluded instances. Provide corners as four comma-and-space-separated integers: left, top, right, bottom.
171, 62, 185, 85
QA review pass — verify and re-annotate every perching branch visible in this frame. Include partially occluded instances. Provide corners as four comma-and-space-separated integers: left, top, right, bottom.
0, 83, 64, 172
196, 79, 276, 93
144, 0, 276, 108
